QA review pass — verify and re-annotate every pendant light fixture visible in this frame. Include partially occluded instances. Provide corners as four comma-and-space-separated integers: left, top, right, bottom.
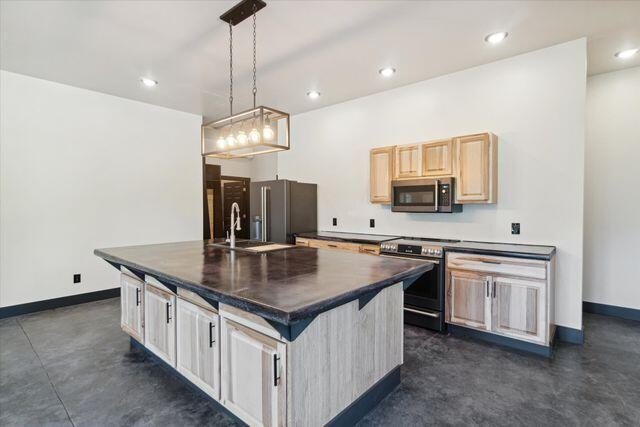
202, 0, 290, 159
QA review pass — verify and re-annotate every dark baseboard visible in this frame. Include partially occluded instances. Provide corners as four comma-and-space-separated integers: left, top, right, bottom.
327, 366, 401, 426
0, 288, 120, 319
583, 301, 640, 322
555, 325, 584, 344
449, 324, 553, 357
130, 338, 248, 426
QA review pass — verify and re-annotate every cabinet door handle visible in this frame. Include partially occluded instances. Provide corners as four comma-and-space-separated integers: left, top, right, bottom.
135, 288, 141, 306
492, 281, 496, 299
209, 322, 215, 347
273, 354, 280, 387
486, 280, 490, 297
327, 244, 338, 248
166, 302, 171, 324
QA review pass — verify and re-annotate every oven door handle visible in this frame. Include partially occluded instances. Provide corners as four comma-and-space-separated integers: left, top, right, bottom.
404, 307, 440, 318
379, 254, 439, 264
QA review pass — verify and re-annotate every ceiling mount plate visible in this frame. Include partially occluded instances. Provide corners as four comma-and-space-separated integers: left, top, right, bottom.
220, 0, 267, 26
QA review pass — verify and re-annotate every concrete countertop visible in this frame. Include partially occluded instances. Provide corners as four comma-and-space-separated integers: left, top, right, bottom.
95, 239, 432, 325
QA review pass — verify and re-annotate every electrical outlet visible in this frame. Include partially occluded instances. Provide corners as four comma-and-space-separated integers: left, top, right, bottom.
73, 274, 81, 284
333, 218, 337, 226
370, 219, 375, 228
511, 223, 520, 235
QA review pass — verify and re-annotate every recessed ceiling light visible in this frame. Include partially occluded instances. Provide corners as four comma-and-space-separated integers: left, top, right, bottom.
307, 90, 321, 100
615, 48, 638, 59
140, 77, 158, 87
484, 32, 508, 44
378, 67, 396, 77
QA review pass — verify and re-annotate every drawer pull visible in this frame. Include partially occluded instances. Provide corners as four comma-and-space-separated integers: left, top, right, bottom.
481, 260, 501, 264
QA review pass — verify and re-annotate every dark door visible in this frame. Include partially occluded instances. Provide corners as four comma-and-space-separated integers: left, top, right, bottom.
222, 179, 250, 239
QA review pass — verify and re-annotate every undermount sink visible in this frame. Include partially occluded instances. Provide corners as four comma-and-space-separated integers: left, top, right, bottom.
209, 240, 294, 253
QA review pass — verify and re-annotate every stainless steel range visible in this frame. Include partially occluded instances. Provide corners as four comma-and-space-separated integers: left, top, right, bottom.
380, 237, 459, 331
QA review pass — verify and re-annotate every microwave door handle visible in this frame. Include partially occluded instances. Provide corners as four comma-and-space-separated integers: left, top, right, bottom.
434, 179, 439, 212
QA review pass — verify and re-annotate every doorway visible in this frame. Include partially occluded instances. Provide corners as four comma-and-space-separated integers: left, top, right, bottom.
202, 163, 251, 240
221, 176, 250, 239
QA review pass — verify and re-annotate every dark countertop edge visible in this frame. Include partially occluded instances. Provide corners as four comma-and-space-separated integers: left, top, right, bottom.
443, 246, 556, 261
94, 249, 433, 325
294, 231, 400, 245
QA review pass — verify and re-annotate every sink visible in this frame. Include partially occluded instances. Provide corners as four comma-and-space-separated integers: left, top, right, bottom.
209, 240, 295, 253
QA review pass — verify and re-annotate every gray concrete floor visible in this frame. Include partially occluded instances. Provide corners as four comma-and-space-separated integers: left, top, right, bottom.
1, 298, 638, 426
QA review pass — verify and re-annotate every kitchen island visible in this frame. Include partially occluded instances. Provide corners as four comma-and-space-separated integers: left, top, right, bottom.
95, 240, 432, 426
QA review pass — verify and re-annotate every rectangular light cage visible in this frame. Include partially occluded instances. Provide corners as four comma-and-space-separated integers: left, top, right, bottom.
201, 106, 290, 158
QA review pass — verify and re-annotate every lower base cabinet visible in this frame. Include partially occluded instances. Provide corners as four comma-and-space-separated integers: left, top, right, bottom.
144, 284, 177, 367
220, 318, 286, 427
446, 252, 554, 346
176, 298, 220, 400
120, 271, 144, 342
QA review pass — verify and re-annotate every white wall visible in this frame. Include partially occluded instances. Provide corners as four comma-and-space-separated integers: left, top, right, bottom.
206, 151, 278, 182
278, 39, 587, 330
584, 67, 640, 310
0, 71, 203, 307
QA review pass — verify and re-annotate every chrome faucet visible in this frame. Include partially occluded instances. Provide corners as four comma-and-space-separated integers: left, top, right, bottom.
229, 202, 241, 248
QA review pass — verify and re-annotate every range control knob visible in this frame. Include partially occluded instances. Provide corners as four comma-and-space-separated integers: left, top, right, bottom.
434, 249, 442, 256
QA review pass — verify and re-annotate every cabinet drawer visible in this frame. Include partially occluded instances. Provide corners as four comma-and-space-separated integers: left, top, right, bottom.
447, 253, 547, 280
307, 239, 360, 252
295, 237, 310, 247
359, 244, 380, 255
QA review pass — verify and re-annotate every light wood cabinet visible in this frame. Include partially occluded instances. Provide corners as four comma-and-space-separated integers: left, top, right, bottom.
422, 139, 453, 176
297, 237, 380, 256
492, 276, 546, 344
447, 270, 491, 330
446, 252, 554, 346
394, 144, 420, 178
144, 283, 176, 367
176, 298, 220, 400
121, 272, 144, 343
370, 146, 394, 204
454, 133, 498, 203
220, 318, 286, 427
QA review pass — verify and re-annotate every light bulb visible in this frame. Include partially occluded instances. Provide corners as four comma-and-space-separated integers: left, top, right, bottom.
237, 130, 248, 145
249, 128, 261, 144
226, 134, 236, 146
263, 123, 275, 141
484, 31, 508, 44
216, 136, 226, 148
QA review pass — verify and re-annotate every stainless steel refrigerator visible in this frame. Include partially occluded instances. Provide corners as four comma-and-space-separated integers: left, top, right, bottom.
250, 179, 317, 244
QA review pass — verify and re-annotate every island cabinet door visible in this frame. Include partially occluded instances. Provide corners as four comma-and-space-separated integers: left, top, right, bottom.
446, 270, 492, 331
121, 273, 144, 343
176, 298, 220, 400
220, 318, 286, 427
491, 276, 547, 345
144, 284, 176, 367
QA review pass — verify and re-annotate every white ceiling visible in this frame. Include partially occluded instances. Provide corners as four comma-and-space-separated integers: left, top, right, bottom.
1, 1, 639, 121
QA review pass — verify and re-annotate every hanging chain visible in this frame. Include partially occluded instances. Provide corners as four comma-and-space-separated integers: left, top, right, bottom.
252, 4, 257, 108
229, 21, 234, 116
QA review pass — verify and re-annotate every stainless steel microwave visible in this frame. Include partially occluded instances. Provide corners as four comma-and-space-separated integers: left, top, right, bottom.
391, 178, 462, 213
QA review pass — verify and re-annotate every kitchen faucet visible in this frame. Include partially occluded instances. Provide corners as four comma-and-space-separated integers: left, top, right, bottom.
229, 202, 241, 248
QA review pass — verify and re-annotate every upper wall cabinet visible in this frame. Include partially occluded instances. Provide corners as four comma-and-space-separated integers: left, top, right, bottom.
422, 139, 453, 177
369, 132, 498, 205
394, 144, 421, 178
370, 146, 395, 204
454, 133, 498, 204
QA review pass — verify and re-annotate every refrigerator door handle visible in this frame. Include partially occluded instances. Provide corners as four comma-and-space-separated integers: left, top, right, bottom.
261, 186, 270, 242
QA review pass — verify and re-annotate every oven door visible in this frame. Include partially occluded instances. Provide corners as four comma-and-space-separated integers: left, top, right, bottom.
391, 179, 439, 212
379, 254, 442, 311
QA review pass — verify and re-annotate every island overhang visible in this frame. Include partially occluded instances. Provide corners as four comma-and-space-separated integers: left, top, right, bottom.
94, 239, 433, 326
